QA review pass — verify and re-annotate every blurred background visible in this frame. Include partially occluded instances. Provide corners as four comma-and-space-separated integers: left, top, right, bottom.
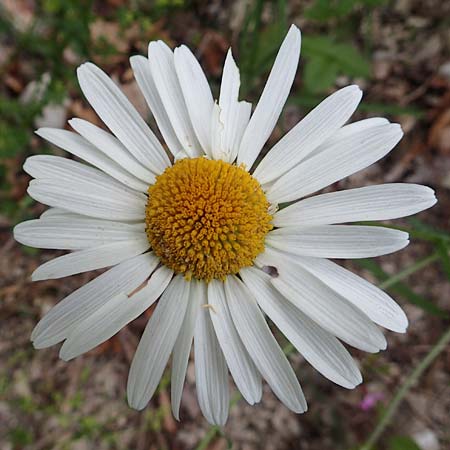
0, 0, 449, 449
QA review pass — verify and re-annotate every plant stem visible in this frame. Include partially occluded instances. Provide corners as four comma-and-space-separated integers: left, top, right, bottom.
379, 252, 439, 289
195, 426, 221, 450
360, 326, 450, 450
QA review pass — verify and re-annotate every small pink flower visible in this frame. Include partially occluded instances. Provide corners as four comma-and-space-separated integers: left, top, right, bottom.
360, 392, 385, 411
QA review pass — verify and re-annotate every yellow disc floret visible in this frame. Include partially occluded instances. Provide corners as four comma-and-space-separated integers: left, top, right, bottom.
145, 157, 273, 281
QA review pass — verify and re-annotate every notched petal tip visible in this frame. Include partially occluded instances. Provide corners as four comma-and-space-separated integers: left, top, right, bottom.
31, 269, 46, 282
58, 346, 74, 362
127, 391, 148, 411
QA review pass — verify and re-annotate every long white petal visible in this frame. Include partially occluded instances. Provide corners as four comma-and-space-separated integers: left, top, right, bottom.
60, 265, 173, 360
267, 225, 409, 258
31, 238, 149, 281
263, 249, 387, 352
14, 217, 145, 250
130, 55, 183, 156
25, 155, 147, 221
231, 101, 252, 161
219, 50, 240, 113
174, 45, 214, 155
267, 123, 403, 203
217, 50, 252, 162
240, 267, 362, 389
225, 275, 307, 413
238, 25, 301, 170
305, 117, 389, 161
69, 118, 156, 184
36, 128, 148, 192
287, 256, 408, 333
32, 253, 158, 348
218, 50, 240, 159
148, 41, 202, 157
24, 154, 148, 200
28, 180, 146, 222
254, 85, 362, 184
171, 280, 201, 420
39, 208, 80, 220
77, 62, 170, 173
194, 281, 229, 425
273, 183, 437, 227
210, 102, 224, 160
208, 280, 262, 404
24, 154, 146, 198
127, 275, 189, 410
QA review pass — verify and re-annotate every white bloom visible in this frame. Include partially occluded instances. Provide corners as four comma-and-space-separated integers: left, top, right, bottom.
14, 24, 436, 425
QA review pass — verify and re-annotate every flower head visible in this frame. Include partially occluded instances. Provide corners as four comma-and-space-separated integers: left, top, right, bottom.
14, 24, 436, 425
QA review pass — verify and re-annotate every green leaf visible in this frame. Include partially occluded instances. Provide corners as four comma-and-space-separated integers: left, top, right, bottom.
305, 0, 386, 21
302, 35, 371, 78
437, 241, 450, 281
288, 94, 423, 117
305, 0, 357, 21
303, 56, 339, 93
406, 218, 450, 242
388, 436, 422, 450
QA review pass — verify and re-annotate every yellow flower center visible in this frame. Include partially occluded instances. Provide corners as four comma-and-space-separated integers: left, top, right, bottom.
145, 157, 273, 281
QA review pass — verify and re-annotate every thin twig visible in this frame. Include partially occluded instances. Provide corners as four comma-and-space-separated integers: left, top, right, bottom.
360, 326, 450, 450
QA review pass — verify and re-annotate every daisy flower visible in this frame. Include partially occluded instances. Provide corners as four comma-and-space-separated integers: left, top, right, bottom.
14, 24, 436, 425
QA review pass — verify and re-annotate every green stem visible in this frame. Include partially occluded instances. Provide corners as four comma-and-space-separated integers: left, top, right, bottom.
379, 252, 440, 289
360, 326, 450, 450
195, 426, 222, 450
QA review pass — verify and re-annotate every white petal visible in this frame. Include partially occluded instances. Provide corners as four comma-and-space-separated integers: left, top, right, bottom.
218, 50, 240, 157
148, 41, 202, 157
273, 183, 437, 227
238, 25, 301, 170
267, 225, 409, 258
31, 238, 149, 281
171, 280, 202, 420
240, 267, 362, 389
14, 217, 145, 250
32, 253, 157, 348
69, 118, 156, 184
288, 256, 408, 333
39, 208, 83, 220
210, 102, 225, 160
60, 265, 173, 361
130, 55, 183, 156
267, 123, 403, 203
174, 45, 214, 155
194, 281, 230, 425
25, 155, 147, 221
36, 128, 148, 192
219, 50, 240, 112
254, 85, 362, 184
208, 280, 262, 404
262, 248, 387, 352
127, 275, 189, 410
28, 182, 146, 222
230, 101, 252, 161
305, 117, 389, 161
77, 62, 170, 174
217, 50, 252, 162
24, 154, 148, 200
225, 275, 307, 413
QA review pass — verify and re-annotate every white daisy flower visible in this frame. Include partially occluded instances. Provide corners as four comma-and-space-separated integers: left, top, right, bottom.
14, 24, 436, 425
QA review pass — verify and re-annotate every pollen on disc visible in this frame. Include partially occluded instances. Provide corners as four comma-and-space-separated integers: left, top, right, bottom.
145, 157, 273, 281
